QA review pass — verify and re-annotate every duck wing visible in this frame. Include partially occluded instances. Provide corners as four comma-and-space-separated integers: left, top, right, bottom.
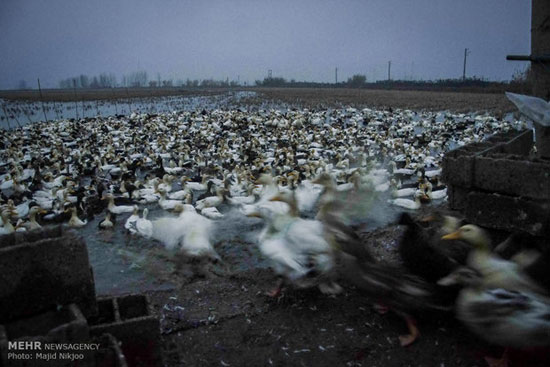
457, 287, 550, 348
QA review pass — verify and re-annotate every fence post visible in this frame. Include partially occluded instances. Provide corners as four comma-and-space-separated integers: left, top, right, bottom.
37, 78, 48, 123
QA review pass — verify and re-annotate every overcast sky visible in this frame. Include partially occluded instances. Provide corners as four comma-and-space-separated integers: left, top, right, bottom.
0, 0, 531, 89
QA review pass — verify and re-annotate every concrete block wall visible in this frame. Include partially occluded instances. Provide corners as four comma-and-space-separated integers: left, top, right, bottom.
92, 333, 128, 367
88, 294, 162, 367
0, 226, 97, 323
0, 304, 93, 367
443, 129, 550, 236
466, 192, 550, 237
0, 226, 163, 366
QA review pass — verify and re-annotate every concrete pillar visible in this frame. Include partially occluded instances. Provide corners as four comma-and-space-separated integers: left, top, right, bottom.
532, 0, 550, 99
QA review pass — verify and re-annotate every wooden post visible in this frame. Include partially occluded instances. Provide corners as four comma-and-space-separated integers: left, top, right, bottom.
52, 98, 60, 120
22, 108, 33, 125
9, 106, 22, 128
150, 89, 156, 112
2, 105, 12, 130
126, 87, 132, 114
112, 88, 118, 115
37, 78, 48, 123
73, 80, 79, 119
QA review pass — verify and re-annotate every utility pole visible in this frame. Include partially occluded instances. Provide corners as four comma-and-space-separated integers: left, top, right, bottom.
268, 69, 272, 79
335, 67, 338, 84
462, 48, 470, 81
388, 61, 391, 81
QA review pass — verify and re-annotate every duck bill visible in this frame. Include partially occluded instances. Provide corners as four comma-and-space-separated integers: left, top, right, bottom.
441, 230, 461, 240
269, 195, 283, 202
437, 272, 459, 286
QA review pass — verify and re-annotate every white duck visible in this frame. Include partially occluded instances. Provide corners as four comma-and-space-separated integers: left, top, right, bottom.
423, 181, 447, 200
99, 212, 115, 229
178, 209, 219, 260
389, 192, 423, 210
124, 206, 140, 233
135, 208, 153, 238
15, 206, 46, 231
0, 210, 16, 235
185, 175, 210, 192
168, 177, 191, 200
195, 187, 226, 211
66, 207, 87, 228
200, 207, 224, 219
249, 193, 341, 296
104, 193, 135, 214
158, 189, 184, 211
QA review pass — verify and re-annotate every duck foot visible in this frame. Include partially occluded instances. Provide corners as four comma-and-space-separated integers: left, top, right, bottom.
484, 349, 509, 367
265, 278, 284, 297
373, 302, 389, 315
398, 316, 419, 347
318, 281, 343, 295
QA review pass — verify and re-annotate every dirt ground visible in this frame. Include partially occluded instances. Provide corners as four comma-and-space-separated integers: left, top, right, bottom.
143, 219, 549, 367
1, 86, 517, 115
249, 88, 517, 115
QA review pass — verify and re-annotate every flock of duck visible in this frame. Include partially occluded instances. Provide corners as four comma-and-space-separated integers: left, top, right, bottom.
0, 105, 548, 364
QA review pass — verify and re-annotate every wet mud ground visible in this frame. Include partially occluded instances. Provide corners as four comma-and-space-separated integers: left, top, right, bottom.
138, 218, 548, 367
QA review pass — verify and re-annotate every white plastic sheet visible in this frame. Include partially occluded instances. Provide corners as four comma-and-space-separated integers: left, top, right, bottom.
506, 92, 550, 127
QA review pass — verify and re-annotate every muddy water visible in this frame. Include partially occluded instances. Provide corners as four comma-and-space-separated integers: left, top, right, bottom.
83, 203, 271, 295
83, 184, 416, 296
0, 91, 257, 129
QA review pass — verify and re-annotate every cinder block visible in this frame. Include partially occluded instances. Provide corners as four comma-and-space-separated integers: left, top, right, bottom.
486, 129, 531, 147
500, 129, 534, 155
88, 294, 162, 367
0, 304, 93, 367
447, 184, 470, 211
442, 142, 493, 187
0, 225, 63, 249
465, 191, 550, 236
0, 226, 97, 323
442, 130, 534, 187
93, 333, 128, 367
535, 123, 550, 159
474, 155, 550, 200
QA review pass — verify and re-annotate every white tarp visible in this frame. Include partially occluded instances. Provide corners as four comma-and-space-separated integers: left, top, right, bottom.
506, 92, 550, 127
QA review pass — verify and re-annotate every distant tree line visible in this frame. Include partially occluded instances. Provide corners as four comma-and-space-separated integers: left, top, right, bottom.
252, 74, 529, 94
59, 73, 118, 89
57, 71, 243, 89
52, 68, 531, 94
255, 74, 368, 87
